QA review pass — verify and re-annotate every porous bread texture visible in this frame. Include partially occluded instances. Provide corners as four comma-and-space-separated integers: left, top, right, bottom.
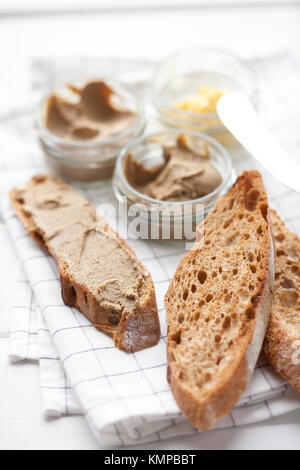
264, 210, 300, 390
10, 174, 160, 353
165, 170, 274, 430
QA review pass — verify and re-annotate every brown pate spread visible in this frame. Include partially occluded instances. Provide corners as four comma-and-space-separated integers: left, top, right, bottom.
45, 80, 137, 142
124, 136, 222, 202
14, 176, 150, 328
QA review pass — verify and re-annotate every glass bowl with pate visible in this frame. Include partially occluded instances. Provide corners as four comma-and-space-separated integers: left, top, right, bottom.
35, 78, 146, 184
113, 130, 233, 242
151, 49, 258, 136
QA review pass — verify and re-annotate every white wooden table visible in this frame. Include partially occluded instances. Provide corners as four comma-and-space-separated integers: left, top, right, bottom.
1, 2, 300, 450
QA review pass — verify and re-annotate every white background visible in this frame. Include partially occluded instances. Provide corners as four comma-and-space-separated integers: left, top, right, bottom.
0, 0, 300, 450
1, 1, 299, 14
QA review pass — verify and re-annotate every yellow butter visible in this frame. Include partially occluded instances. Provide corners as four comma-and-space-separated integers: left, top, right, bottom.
174, 86, 226, 114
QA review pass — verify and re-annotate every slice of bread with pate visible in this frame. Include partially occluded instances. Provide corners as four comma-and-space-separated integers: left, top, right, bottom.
264, 210, 300, 390
10, 174, 160, 353
165, 170, 274, 430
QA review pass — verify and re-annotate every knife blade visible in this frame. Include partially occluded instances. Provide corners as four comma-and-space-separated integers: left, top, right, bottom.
217, 92, 300, 194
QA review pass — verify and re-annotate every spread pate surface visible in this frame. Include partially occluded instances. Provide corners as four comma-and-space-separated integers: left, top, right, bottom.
15, 176, 148, 324
45, 80, 137, 142
124, 136, 222, 202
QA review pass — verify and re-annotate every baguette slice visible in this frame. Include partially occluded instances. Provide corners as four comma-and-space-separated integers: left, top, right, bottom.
165, 170, 274, 430
10, 174, 160, 353
264, 210, 300, 390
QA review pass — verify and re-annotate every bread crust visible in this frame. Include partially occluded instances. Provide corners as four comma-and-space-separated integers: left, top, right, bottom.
264, 209, 300, 390
165, 170, 274, 430
10, 175, 160, 353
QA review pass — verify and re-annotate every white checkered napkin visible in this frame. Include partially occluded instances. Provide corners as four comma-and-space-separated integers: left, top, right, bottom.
8, 263, 81, 415
8, 266, 40, 362
37, 310, 81, 417
3, 192, 300, 446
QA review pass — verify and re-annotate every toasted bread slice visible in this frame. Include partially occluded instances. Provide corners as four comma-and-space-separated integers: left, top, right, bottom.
165, 170, 274, 430
264, 210, 300, 390
10, 174, 160, 353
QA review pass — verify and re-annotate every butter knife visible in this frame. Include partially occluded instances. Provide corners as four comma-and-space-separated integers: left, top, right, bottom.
217, 92, 300, 194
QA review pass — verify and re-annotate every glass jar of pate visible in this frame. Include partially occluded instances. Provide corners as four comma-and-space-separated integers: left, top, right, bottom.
113, 130, 234, 242
35, 78, 146, 185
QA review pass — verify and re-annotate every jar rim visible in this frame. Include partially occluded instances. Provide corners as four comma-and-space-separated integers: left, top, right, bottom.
114, 129, 233, 208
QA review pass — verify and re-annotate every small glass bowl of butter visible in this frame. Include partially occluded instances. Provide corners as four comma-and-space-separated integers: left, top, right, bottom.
151, 49, 258, 136
113, 130, 233, 242
35, 78, 146, 185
